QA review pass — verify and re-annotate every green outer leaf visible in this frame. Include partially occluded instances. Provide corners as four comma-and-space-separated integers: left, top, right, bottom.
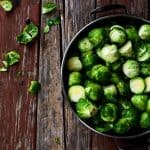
44, 25, 50, 33
28, 80, 41, 95
42, 2, 56, 14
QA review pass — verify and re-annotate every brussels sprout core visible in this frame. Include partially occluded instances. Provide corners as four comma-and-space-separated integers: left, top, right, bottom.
123, 60, 140, 78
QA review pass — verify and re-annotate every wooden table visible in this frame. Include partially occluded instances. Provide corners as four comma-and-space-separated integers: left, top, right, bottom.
0, 0, 150, 149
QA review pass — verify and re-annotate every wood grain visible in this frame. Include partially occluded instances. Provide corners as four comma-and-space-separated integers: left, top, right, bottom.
36, 0, 65, 149
0, 0, 149, 149
0, 0, 40, 149
61, 0, 96, 149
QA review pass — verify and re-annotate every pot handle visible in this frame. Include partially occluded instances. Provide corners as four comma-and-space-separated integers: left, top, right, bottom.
90, 4, 129, 20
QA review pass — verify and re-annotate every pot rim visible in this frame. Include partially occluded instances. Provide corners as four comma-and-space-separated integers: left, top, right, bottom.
61, 14, 150, 139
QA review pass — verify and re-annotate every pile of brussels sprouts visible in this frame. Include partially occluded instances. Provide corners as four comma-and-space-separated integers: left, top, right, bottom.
66, 23, 150, 135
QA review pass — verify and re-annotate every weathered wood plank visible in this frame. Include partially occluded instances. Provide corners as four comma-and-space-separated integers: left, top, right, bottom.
0, 0, 40, 149
36, 0, 65, 149
61, 0, 95, 149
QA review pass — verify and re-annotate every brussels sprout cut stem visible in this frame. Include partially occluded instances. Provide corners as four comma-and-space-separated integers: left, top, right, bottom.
123, 60, 140, 78
130, 77, 145, 94
67, 57, 82, 71
68, 85, 85, 102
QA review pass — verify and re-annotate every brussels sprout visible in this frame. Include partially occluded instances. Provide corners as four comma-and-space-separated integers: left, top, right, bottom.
104, 85, 117, 101
100, 103, 117, 122
85, 81, 102, 101
110, 73, 121, 84
76, 98, 97, 119
97, 44, 119, 63
42, 2, 56, 14
78, 38, 93, 53
88, 28, 105, 47
68, 72, 82, 86
68, 85, 85, 102
125, 25, 139, 42
118, 98, 132, 110
140, 62, 150, 76
95, 123, 113, 133
121, 107, 138, 127
114, 118, 130, 134
81, 51, 98, 69
131, 95, 148, 111
146, 99, 150, 113
117, 81, 130, 96
87, 64, 111, 83
144, 77, 150, 93
67, 57, 82, 71
119, 41, 133, 57
28, 80, 41, 95
136, 42, 150, 62
130, 77, 145, 94
17, 22, 39, 44
0, 0, 13, 12
139, 24, 150, 41
122, 60, 140, 78
109, 25, 126, 45
140, 112, 150, 129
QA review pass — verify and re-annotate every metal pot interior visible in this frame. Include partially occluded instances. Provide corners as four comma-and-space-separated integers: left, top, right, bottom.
61, 15, 150, 139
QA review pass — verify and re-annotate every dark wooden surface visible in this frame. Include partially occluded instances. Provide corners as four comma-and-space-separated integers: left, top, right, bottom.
0, 0, 149, 149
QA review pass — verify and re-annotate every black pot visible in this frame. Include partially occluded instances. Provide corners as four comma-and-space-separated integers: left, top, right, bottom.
61, 4, 150, 139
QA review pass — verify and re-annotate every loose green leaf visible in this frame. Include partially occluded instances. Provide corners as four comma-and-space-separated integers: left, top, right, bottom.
47, 16, 61, 26
44, 25, 50, 33
17, 22, 39, 44
5, 51, 21, 66
0, 0, 13, 12
42, 2, 56, 14
28, 80, 41, 95
0, 50, 20, 72
44, 17, 61, 33
0, 67, 7, 72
